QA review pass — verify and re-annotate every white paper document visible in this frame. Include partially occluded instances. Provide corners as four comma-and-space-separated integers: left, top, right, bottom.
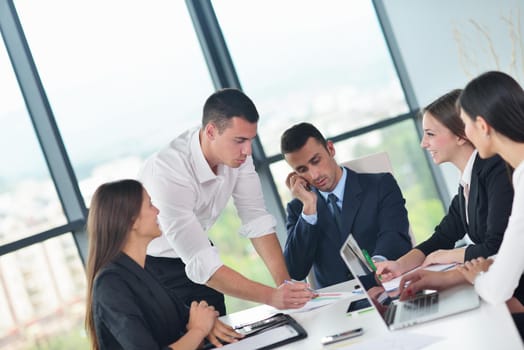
382, 263, 456, 292
268, 292, 353, 314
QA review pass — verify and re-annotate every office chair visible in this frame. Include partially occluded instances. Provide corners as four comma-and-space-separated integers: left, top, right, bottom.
340, 151, 416, 246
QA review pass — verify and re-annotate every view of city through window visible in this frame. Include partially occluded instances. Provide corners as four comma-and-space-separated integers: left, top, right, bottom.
1, 1, 445, 348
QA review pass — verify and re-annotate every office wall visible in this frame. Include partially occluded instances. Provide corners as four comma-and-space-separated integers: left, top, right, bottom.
381, 0, 524, 194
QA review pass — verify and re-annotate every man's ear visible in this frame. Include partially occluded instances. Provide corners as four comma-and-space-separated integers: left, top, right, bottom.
205, 123, 217, 140
326, 140, 336, 157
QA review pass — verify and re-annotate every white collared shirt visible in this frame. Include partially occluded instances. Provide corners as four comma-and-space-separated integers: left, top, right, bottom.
301, 167, 347, 223
300, 167, 386, 262
460, 150, 477, 191
139, 127, 276, 284
318, 167, 347, 211
474, 160, 524, 304
460, 150, 477, 240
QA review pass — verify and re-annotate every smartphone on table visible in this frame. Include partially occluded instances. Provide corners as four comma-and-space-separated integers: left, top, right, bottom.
347, 298, 372, 313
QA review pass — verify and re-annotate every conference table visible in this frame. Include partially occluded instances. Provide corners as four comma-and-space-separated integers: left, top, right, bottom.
219, 280, 523, 349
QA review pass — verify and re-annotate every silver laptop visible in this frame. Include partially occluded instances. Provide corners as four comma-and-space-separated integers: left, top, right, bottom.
339, 234, 480, 330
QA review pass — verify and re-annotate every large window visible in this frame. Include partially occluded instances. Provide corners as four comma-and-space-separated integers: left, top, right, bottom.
0, 38, 81, 348
1, 1, 215, 347
0, 1, 451, 341
213, 0, 409, 157
0, 235, 86, 349
0, 39, 67, 246
15, 0, 214, 202
213, 0, 442, 241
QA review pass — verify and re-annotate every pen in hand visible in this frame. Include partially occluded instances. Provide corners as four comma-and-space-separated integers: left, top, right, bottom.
284, 279, 318, 296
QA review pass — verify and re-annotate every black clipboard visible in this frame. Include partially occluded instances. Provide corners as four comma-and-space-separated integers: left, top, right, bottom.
231, 313, 307, 349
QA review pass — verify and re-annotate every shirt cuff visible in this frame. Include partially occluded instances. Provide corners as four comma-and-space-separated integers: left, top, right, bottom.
184, 246, 223, 284
238, 214, 277, 238
371, 255, 387, 263
301, 212, 318, 225
474, 270, 485, 285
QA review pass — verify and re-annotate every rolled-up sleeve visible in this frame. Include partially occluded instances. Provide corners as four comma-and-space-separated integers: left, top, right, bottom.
184, 246, 223, 285
233, 158, 277, 238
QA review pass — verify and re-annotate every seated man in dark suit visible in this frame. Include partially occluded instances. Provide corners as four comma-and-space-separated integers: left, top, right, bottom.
281, 122, 412, 288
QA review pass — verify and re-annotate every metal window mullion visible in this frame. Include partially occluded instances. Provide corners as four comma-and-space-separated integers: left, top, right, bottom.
373, 0, 450, 206
0, 220, 85, 256
263, 111, 414, 165
0, 0, 88, 262
185, 0, 287, 243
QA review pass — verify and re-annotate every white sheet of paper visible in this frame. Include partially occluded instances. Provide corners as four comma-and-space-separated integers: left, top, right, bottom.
382, 263, 456, 292
264, 292, 353, 314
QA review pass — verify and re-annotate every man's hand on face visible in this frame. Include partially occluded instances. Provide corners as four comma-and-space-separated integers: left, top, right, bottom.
286, 172, 317, 214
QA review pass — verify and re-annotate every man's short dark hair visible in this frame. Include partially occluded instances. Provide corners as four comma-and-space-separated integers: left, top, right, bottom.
202, 88, 259, 132
281, 122, 328, 154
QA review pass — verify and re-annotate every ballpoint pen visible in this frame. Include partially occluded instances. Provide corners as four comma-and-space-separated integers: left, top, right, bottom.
284, 279, 317, 294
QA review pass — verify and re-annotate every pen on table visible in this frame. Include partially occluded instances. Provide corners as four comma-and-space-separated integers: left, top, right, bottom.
284, 279, 318, 294
361, 249, 377, 272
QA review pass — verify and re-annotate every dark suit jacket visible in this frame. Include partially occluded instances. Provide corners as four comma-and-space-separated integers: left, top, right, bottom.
93, 253, 189, 350
284, 168, 412, 288
416, 154, 514, 260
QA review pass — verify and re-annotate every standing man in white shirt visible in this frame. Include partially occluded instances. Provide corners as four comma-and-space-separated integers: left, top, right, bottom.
139, 88, 314, 316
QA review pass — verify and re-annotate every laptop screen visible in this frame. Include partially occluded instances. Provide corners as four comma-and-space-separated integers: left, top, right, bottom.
339, 234, 395, 319
340, 233, 480, 330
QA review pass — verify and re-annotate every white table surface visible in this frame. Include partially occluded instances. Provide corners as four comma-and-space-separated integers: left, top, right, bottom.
219, 280, 523, 350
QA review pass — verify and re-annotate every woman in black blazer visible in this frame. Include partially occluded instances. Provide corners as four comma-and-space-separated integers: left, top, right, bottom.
85, 179, 241, 350
377, 89, 514, 280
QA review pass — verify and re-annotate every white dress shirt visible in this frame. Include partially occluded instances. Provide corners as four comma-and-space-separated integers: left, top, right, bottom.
138, 127, 276, 284
460, 150, 477, 228
474, 160, 524, 304
301, 167, 347, 224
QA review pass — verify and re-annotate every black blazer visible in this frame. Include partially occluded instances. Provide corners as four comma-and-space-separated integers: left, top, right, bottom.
416, 154, 514, 260
93, 253, 189, 350
284, 168, 412, 288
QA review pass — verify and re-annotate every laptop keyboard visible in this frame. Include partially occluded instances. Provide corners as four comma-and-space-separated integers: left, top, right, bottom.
386, 293, 439, 325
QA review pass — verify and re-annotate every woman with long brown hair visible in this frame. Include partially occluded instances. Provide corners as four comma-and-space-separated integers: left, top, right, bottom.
377, 89, 514, 280
85, 179, 240, 349
397, 71, 524, 338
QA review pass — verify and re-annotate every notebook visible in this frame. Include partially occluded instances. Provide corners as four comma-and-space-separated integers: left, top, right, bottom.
217, 313, 307, 349
339, 234, 480, 330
